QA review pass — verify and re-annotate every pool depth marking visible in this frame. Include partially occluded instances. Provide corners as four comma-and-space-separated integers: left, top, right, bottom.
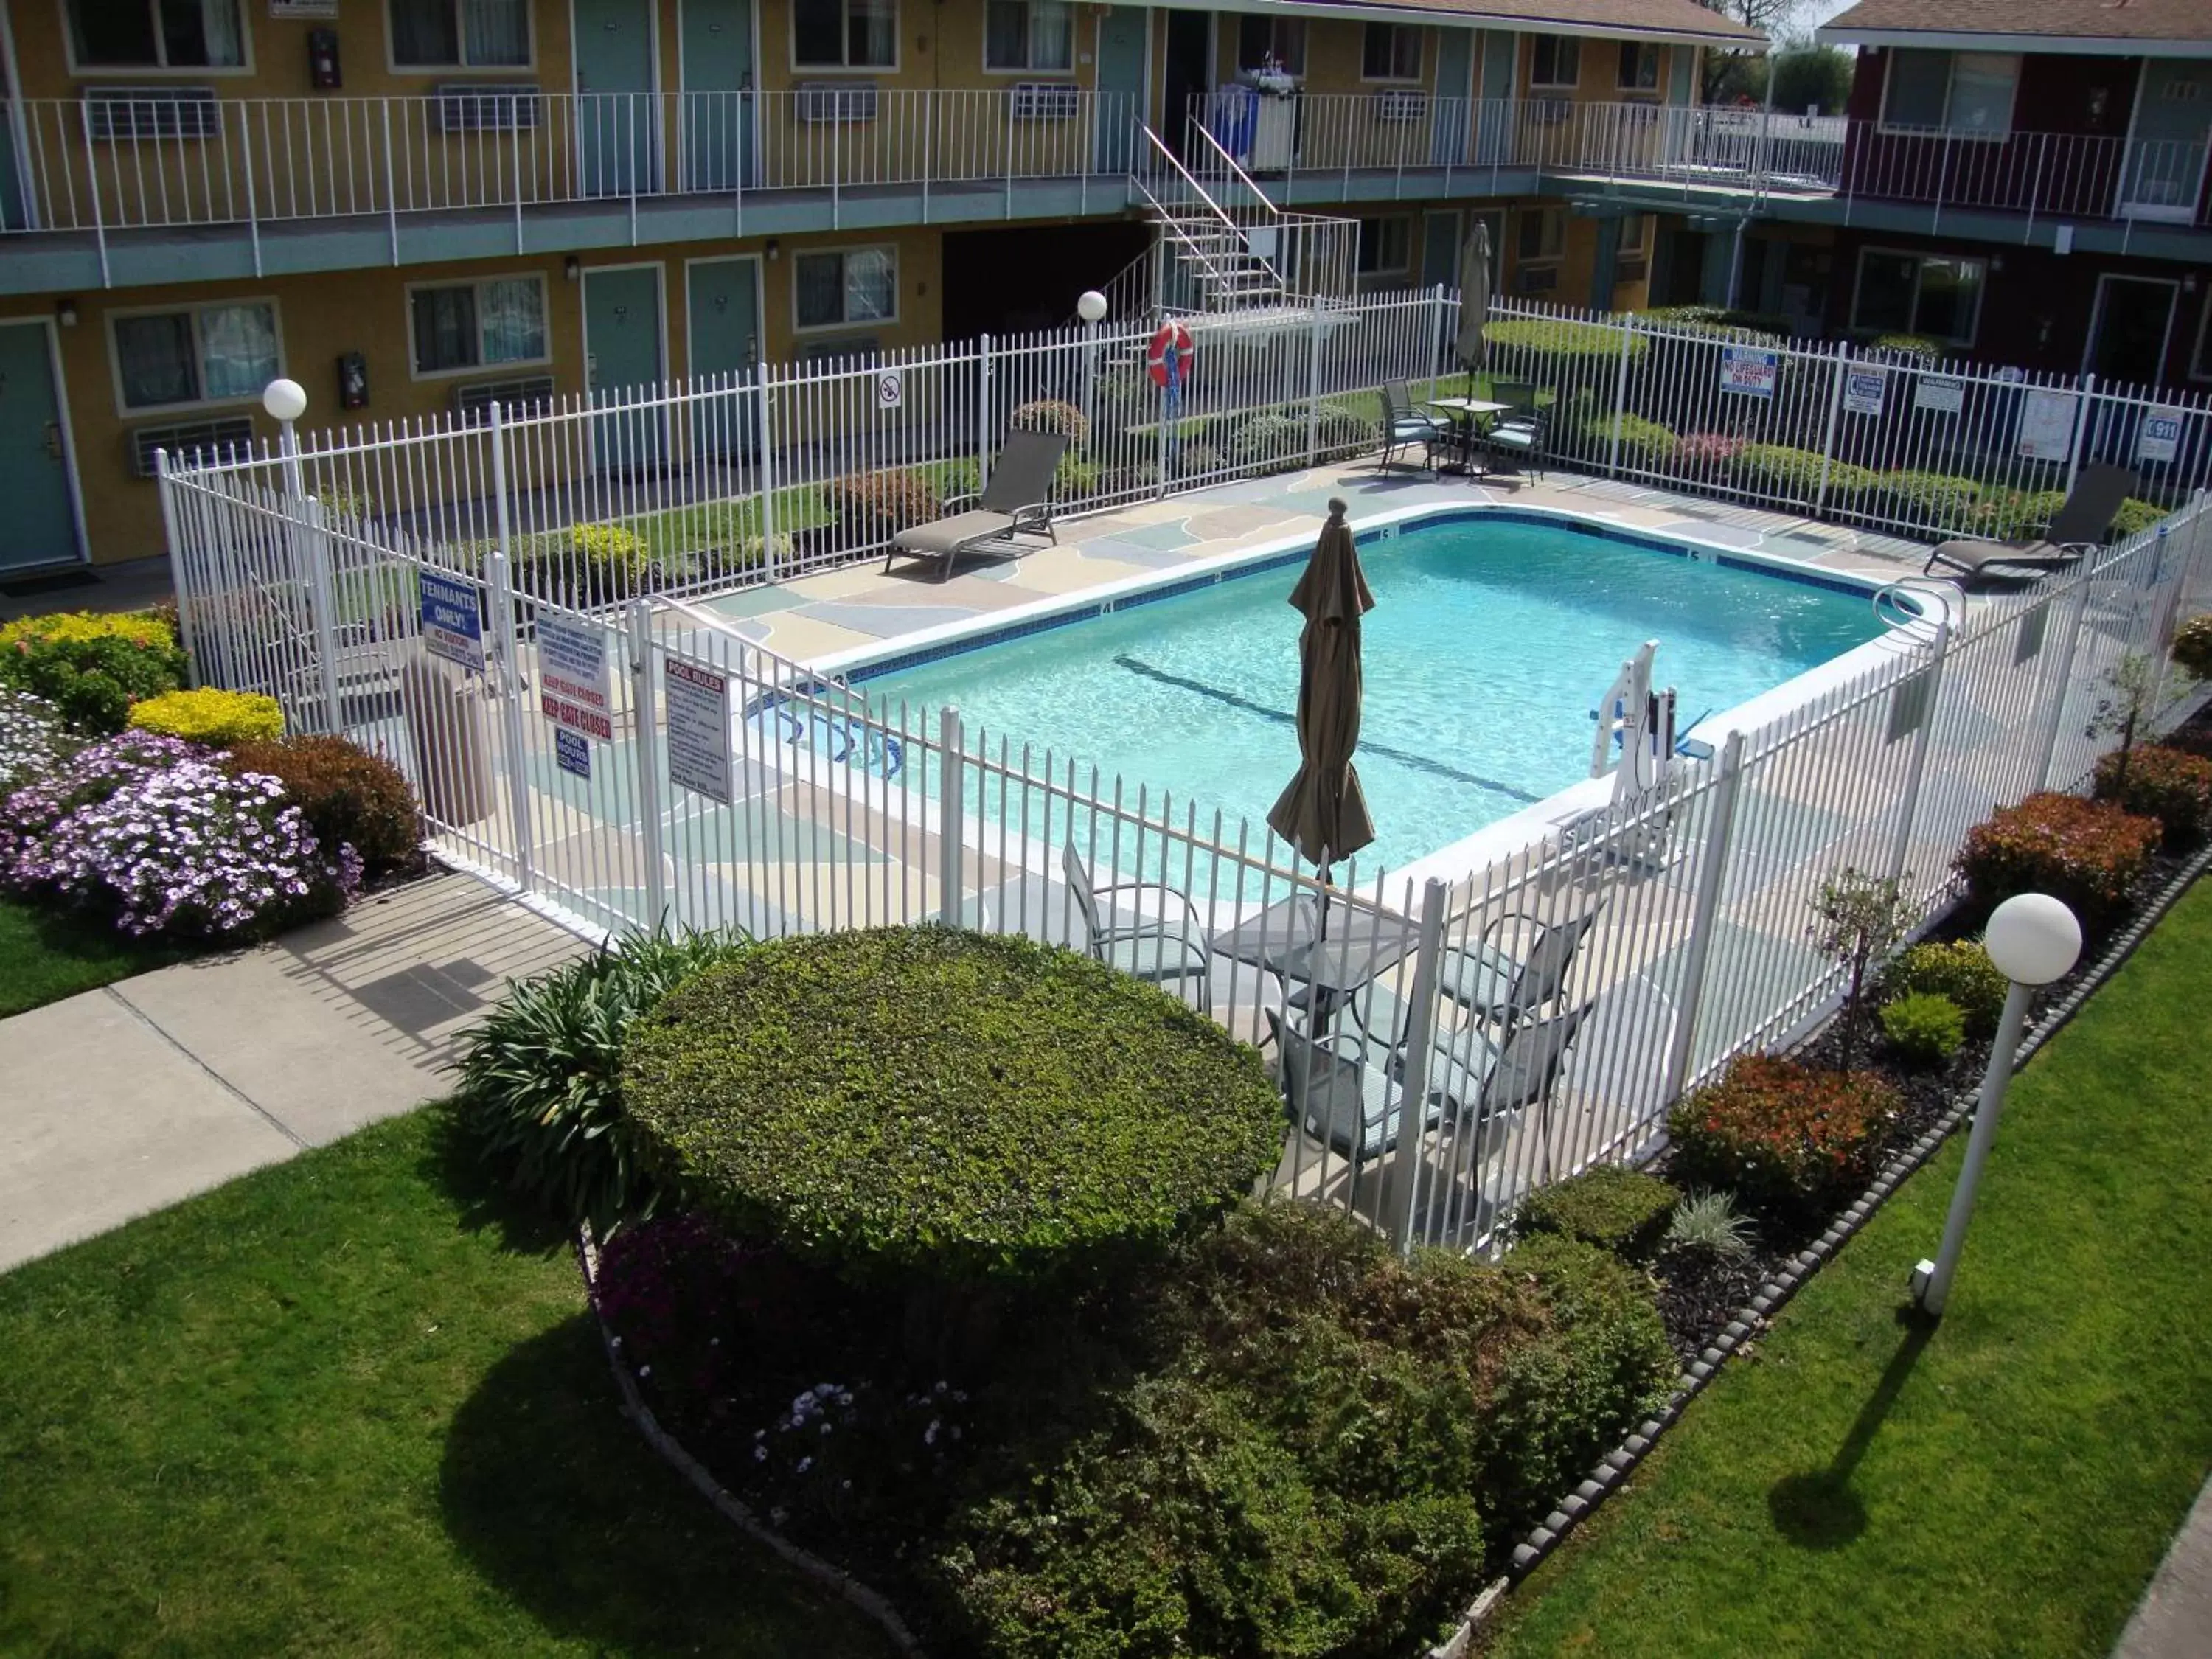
1112, 655, 1545, 807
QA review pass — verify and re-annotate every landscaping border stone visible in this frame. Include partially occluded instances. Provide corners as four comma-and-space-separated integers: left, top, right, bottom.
1433, 840, 2212, 1656
575, 1232, 928, 1658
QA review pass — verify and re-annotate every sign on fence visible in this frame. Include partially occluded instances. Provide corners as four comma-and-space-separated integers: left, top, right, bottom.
538, 613, 613, 742
2017, 390, 2079, 463
554, 728, 592, 780
1843, 368, 1887, 418
2140, 410, 2185, 465
875, 370, 903, 411
418, 571, 484, 674
664, 658, 732, 803
1914, 376, 1966, 416
1719, 347, 1778, 400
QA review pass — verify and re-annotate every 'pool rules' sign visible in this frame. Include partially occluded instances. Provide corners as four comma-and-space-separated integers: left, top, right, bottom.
538, 613, 613, 742
664, 658, 732, 803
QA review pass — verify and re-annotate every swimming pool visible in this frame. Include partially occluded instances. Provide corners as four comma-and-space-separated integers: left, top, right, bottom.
849, 511, 1889, 872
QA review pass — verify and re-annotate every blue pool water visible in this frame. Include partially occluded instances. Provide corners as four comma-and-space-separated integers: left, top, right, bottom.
856, 514, 1885, 871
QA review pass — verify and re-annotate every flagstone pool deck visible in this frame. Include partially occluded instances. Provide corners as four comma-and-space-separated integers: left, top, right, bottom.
682, 463, 1935, 666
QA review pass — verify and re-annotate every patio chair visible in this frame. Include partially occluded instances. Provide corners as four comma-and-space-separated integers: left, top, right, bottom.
1377, 380, 1450, 473
1437, 905, 1599, 1028
1489, 378, 1540, 416
1062, 842, 1214, 1012
1482, 404, 1549, 479
1266, 997, 1590, 1161
1922, 463, 2136, 587
883, 428, 1069, 582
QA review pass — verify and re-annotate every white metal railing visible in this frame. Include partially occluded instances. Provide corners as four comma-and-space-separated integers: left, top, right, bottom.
157, 290, 2212, 1248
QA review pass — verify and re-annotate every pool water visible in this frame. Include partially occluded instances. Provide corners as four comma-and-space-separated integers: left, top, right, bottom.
856, 514, 1885, 872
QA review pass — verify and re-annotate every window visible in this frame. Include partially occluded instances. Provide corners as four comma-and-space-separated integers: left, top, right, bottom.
113, 301, 278, 410
408, 276, 548, 375
985, 0, 1071, 72
2194, 294, 2212, 382
795, 247, 897, 330
1616, 41, 1660, 91
68, 0, 246, 69
794, 0, 896, 69
1851, 249, 1986, 344
1361, 24, 1421, 83
1881, 49, 2018, 136
1354, 216, 1411, 275
1517, 206, 1565, 262
1619, 212, 1649, 255
1236, 15, 1305, 77
1531, 35, 1579, 91
389, 0, 528, 67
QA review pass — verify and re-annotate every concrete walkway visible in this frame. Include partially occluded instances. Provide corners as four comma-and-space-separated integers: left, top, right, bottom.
2115, 1473, 2212, 1658
0, 872, 579, 1273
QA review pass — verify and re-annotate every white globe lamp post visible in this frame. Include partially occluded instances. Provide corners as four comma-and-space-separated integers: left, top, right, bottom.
1076, 290, 1108, 436
1912, 892, 2081, 1316
263, 377, 310, 498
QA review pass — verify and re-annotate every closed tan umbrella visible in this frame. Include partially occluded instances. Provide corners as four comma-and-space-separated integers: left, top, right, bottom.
1268, 499, 1376, 906
1455, 219, 1492, 397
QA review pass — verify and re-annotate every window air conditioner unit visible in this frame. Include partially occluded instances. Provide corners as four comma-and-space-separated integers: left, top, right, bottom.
1009, 81, 1080, 121
451, 375, 555, 424
1514, 265, 1559, 295
86, 86, 220, 141
130, 416, 254, 479
431, 83, 544, 133
796, 82, 878, 124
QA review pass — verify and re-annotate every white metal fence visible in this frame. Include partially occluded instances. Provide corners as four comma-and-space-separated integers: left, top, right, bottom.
158, 288, 2212, 1251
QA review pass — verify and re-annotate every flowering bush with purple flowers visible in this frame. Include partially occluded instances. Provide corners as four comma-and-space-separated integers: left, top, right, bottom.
0, 689, 80, 792
7, 747, 359, 940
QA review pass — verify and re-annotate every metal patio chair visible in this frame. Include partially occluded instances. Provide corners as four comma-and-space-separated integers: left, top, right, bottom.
1062, 842, 1214, 1012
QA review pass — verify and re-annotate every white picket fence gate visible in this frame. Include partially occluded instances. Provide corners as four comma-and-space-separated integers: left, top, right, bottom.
158, 289, 2212, 1251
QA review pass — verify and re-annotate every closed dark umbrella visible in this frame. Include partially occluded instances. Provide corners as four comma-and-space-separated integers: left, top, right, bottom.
1455, 219, 1492, 397
1268, 499, 1376, 914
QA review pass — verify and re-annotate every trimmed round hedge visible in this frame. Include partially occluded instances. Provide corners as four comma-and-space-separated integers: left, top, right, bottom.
621, 927, 1284, 1282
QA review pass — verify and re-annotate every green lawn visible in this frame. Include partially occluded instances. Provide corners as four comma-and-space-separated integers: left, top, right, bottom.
1486, 881, 2212, 1659
0, 897, 188, 1018
0, 1106, 894, 1658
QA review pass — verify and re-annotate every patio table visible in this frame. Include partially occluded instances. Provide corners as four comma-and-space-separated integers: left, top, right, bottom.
1425, 397, 1512, 476
1212, 891, 1424, 1032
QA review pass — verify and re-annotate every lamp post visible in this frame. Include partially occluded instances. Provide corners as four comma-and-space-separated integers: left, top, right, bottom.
1911, 892, 2081, 1317
262, 376, 309, 500
1077, 288, 1107, 440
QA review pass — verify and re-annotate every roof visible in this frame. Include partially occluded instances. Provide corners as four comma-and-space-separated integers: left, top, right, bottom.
1200, 0, 1768, 49
1820, 0, 2212, 53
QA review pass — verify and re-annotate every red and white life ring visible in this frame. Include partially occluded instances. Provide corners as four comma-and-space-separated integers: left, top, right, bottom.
1147, 321, 1194, 388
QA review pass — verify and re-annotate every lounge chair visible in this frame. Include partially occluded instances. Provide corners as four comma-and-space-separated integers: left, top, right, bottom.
1062, 842, 1214, 1012
1923, 463, 2136, 586
883, 428, 1068, 582
1377, 380, 1450, 473
1267, 998, 1590, 1161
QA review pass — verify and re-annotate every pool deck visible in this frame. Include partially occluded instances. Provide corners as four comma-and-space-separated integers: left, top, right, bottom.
691, 462, 1936, 668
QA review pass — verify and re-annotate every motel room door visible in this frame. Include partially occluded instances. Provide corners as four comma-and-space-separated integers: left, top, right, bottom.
585, 265, 669, 471
575, 0, 659, 197
0, 322, 83, 571
681, 0, 754, 190
686, 255, 761, 460
1093, 7, 1147, 175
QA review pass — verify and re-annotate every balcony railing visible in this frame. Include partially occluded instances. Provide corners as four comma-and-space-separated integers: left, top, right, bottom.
2, 86, 2205, 246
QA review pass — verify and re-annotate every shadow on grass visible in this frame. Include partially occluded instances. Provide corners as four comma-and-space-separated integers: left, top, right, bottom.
1767, 1307, 1937, 1551
440, 1315, 855, 1658
415, 1100, 573, 1258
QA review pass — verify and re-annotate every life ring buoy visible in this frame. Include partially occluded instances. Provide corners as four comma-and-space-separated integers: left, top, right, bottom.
1147, 321, 1194, 388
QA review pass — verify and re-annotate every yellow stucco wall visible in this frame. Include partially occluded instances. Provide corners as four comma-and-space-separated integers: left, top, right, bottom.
1, 223, 942, 563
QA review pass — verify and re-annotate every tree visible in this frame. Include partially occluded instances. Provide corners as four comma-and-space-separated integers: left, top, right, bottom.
1695, 0, 1804, 103
2089, 651, 2160, 797
1770, 45, 1853, 116
1809, 866, 1912, 1071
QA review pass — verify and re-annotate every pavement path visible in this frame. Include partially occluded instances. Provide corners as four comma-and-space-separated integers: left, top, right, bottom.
2114, 1473, 2212, 1658
0, 872, 579, 1273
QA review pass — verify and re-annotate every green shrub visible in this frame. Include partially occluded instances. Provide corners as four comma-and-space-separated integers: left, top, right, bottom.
1667, 1054, 1899, 1224
1313, 400, 1376, 454
1583, 412, 1677, 467
1955, 791, 2160, 933
454, 928, 754, 1235
933, 1204, 1669, 1659
126, 687, 283, 746
1736, 443, 1879, 496
1172, 440, 1228, 479
1514, 1164, 1680, 1262
1229, 410, 1309, 466
2094, 742, 2212, 849
1486, 317, 1645, 364
1865, 334, 1946, 364
1663, 1191, 1754, 1262
1983, 489, 2166, 543
821, 468, 942, 541
2174, 615, 2212, 681
507, 521, 656, 605
1879, 992, 1966, 1068
1877, 470, 1986, 529
622, 928, 1284, 1286
0, 689, 80, 791
221, 734, 421, 879
1882, 940, 2008, 1038
2113, 497, 2165, 538
0, 611, 188, 734
1008, 397, 1091, 449
1642, 305, 1787, 344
